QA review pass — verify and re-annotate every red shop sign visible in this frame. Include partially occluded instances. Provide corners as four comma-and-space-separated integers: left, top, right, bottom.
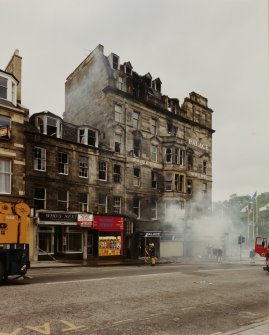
93, 216, 124, 231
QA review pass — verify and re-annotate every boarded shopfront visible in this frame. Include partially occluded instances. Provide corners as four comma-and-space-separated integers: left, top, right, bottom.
37, 211, 86, 260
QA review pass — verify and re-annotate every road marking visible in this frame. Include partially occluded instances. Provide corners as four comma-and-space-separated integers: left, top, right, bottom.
26, 323, 50, 334
60, 320, 87, 332
44, 271, 182, 285
0, 329, 23, 335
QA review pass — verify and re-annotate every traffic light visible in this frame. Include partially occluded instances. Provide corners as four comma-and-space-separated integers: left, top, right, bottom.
238, 235, 246, 244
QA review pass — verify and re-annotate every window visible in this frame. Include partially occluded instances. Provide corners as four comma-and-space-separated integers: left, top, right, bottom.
175, 174, 179, 192
0, 115, 11, 140
64, 227, 82, 252
34, 188, 46, 209
179, 175, 184, 192
98, 161, 107, 180
117, 77, 123, 90
58, 152, 68, 175
202, 183, 207, 194
113, 196, 121, 214
113, 164, 121, 183
203, 160, 207, 174
167, 124, 177, 136
112, 55, 119, 69
187, 179, 192, 195
0, 76, 7, 99
78, 128, 97, 146
175, 148, 185, 165
133, 198, 140, 218
58, 190, 69, 211
79, 193, 89, 212
114, 104, 122, 123
133, 111, 140, 129
47, 117, 58, 137
38, 226, 54, 255
152, 172, 158, 189
133, 139, 141, 157
151, 145, 158, 162
151, 118, 157, 134
98, 194, 107, 213
165, 148, 172, 163
34, 147, 46, 171
115, 134, 121, 153
0, 159, 11, 194
165, 173, 172, 191
133, 167, 140, 186
151, 201, 157, 220
187, 151, 193, 170
79, 156, 88, 178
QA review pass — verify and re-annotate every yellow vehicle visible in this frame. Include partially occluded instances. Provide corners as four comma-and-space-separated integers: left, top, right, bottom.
0, 202, 30, 280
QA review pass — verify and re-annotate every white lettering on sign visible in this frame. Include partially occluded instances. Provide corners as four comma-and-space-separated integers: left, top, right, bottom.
188, 139, 209, 151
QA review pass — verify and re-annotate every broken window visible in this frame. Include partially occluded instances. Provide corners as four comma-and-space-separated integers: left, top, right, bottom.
58, 152, 68, 175
133, 138, 141, 157
167, 123, 177, 136
113, 164, 121, 183
165, 173, 172, 191
165, 148, 172, 163
133, 167, 140, 186
98, 161, 107, 180
112, 55, 119, 70
133, 198, 140, 218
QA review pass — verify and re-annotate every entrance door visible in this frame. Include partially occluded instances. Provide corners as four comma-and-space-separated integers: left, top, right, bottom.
87, 234, 94, 256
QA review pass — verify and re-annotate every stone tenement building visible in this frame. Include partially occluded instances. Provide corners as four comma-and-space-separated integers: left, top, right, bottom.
63, 44, 215, 258
0, 50, 29, 204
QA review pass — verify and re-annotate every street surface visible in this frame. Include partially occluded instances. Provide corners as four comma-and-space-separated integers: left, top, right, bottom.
0, 262, 268, 335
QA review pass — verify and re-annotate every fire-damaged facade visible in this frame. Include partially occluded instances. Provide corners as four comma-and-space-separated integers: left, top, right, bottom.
63, 44, 215, 259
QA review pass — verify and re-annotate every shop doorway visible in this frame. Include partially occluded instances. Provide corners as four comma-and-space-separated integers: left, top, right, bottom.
87, 234, 94, 256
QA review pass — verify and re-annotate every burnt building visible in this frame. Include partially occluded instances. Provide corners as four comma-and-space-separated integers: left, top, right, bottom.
63, 45, 215, 258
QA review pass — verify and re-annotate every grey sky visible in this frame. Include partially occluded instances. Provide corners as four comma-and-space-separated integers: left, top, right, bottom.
1, 0, 268, 201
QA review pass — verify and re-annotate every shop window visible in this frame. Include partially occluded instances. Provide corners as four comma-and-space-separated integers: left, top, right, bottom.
165, 173, 172, 191
165, 148, 172, 163
133, 111, 140, 129
78, 127, 97, 147
98, 161, 107, 180
203, 160, 207, 174
175, 148, 185, 165
79, 193, 89, 212
113, 164, 121, 183
98, 194, 107, 213
34, 188, 46, 209
133, 198, 140, 218
114, 104, 122, 123
58, 190, 69, 211
0, 159, 11, 194
79, 156, 88, 178
133, 138, 141, 157
133, 167, 140, 186
113, 196, 121, 214
0, 115, 11, 139
151, 201, 158, 220
0, 76, 7, 99
152, 171, 157, 189
64, 227, 82, 253
38, 226, 54, 255
115, 134, 121, 153
151, 145, 158, 162
151, 118, 157, 135
99, 235, 122, 256
58, 152, 68, 175
34, 147, 46, 171
187, 179, 192, 195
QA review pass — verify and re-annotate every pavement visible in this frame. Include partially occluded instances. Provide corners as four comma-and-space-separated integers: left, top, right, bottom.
222, 318, 269, 334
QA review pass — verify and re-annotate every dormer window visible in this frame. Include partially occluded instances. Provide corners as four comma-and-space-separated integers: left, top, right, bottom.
78, 127, 98, 147
113, 55, 119, 70
36, 115, 62, 138
0, 77, 7, 99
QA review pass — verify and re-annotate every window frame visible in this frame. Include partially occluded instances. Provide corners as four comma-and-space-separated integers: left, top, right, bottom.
98, 161, 107, 181
115, 134, 122, 153
113, 196, 121, 214
151, 201, 158, 220
0, 158, 11, 194
114, 104, 122, 123
58, 152, 69, 175
34, 188, 46, 210
165, 173, 172, 191
57, 190, 69, 211
34, 147, 46, 171
79, 156, 89, 178
0, 76, 8, 100
133, 198, 140, 219
151, 145, 158, 162
0, 115, 11, 140
151, 118, 157, 135
133, 167, 140, 186
98, 194, 108, 213
79, 193, 89, 212
113, 164, 121, 183
165, 148, 172, 163
132, 111, 140, 129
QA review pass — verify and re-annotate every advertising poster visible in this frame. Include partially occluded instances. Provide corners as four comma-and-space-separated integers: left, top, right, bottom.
98, 235, 121, 256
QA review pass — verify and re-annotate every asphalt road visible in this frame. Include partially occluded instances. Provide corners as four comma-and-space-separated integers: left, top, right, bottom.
0, 263, 268, 335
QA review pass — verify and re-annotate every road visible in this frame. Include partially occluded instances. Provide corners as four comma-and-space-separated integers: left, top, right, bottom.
0, 262, 268, 335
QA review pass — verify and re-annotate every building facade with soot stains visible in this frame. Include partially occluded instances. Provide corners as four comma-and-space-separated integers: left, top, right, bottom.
63, 45, 215, 259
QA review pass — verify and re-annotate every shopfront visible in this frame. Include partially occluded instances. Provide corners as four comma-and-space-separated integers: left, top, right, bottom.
93, 215, 124, 257
37, 211, 87, 260
138, 231, 161, 258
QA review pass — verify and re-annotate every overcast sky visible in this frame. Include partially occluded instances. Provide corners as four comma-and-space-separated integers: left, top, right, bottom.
1, 0, 268, 202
